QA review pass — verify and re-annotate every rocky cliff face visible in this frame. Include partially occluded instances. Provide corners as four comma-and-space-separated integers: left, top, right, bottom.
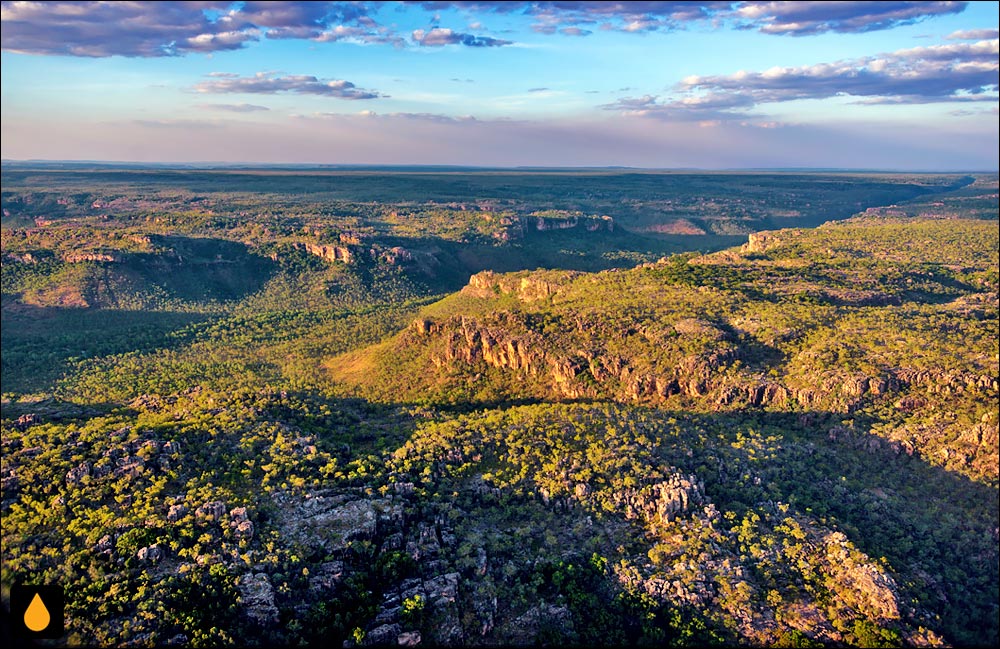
61, 250, 125, 263
272, 490, 402, 554
409, 307, 781, 407
612, 473, 705, 525
493, 214, 614, 242
742, 229, 803, 254
463, 269, 581, 301
406, 272, 998, 428
3, 251, 45, 264
294, 242, 353, 264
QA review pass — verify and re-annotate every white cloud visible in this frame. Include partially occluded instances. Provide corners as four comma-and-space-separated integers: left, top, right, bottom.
193, 72, 383, 100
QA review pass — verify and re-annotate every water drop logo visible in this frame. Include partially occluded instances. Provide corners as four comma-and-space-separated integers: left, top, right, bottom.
11, 584, 64, 639
24, 593, 51, 631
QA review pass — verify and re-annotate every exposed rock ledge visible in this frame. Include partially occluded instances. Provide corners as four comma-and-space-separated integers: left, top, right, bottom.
61, 250, 125, 263
409, 309, 996, 414
463, 270, 581, 301
293, 242, 353, 264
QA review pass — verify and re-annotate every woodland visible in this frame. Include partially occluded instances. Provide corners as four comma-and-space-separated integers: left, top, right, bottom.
1, 165, 997, 647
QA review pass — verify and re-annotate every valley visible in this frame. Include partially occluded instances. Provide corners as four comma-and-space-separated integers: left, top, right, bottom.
1, 166, 997, 648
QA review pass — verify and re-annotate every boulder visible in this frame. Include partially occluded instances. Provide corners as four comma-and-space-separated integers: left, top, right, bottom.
136, 544, 162, 563
275, 492, 402, 553
362, 623, 401, 646
422, 573, 463, 646
235, 520, 255, 541
196, 500, 227, 521
167, 503, 188, 522
309, 561, 345, 592
237, 573, 279, 626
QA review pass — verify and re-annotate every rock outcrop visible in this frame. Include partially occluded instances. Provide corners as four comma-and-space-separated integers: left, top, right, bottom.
196, 500, 227, 522
412, 272, 998, 419
62, 250, 124, 263
237, 573, 279, 626
743, 230, 802, 254
493, 214, 614, 242
496, 603, 575, 645
822, 532, 901, 623
3, 251, 43, 264
273, 491, 403, 554
612, 473, 705, 526
530, 214, 613, 233
463, 270, 581, 301
294, 242, 353, 264
136, 544, 162, 563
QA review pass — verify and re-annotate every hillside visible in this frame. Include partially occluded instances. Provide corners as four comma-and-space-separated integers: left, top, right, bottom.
332, 218, 998, 485
2, 171, 998, 648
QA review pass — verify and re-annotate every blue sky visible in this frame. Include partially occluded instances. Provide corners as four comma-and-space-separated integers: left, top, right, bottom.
1, 1, 997, 169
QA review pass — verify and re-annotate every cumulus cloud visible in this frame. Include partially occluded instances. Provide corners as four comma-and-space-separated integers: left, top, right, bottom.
733, 1, 968, 36
0, 1, 978, 57
947, 28, 1000, 40
524, 1, 724, 35
267, 23, 406, 47
0, 0, 507, 56
604, 39, 998, 120
223, 1, 371, 29
193, 72, 383, 100
0, 0, 386, 57
412, 27, 511, 47
311, 25, 405, 47
182, 29, 261, 53
410, 1, 967, 36
414, 1, 721, 33
1, 1, 237, 56
692, 40, 998, 100
602, 95, 660, 111
602, 93, 760, 122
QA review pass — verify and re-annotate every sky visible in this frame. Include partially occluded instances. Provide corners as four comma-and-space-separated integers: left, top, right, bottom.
1, 1, 998, 169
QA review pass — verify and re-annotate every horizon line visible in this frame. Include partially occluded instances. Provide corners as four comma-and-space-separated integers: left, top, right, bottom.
2, 159, 997, 174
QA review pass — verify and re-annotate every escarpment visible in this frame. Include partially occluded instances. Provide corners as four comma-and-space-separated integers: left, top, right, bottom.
330, 218, 997, 506
293, 241, 354, 264
358, 247, 999, 488
407, 306, 995, 415
492, 214, 615, 242
463, 269, 582, 301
